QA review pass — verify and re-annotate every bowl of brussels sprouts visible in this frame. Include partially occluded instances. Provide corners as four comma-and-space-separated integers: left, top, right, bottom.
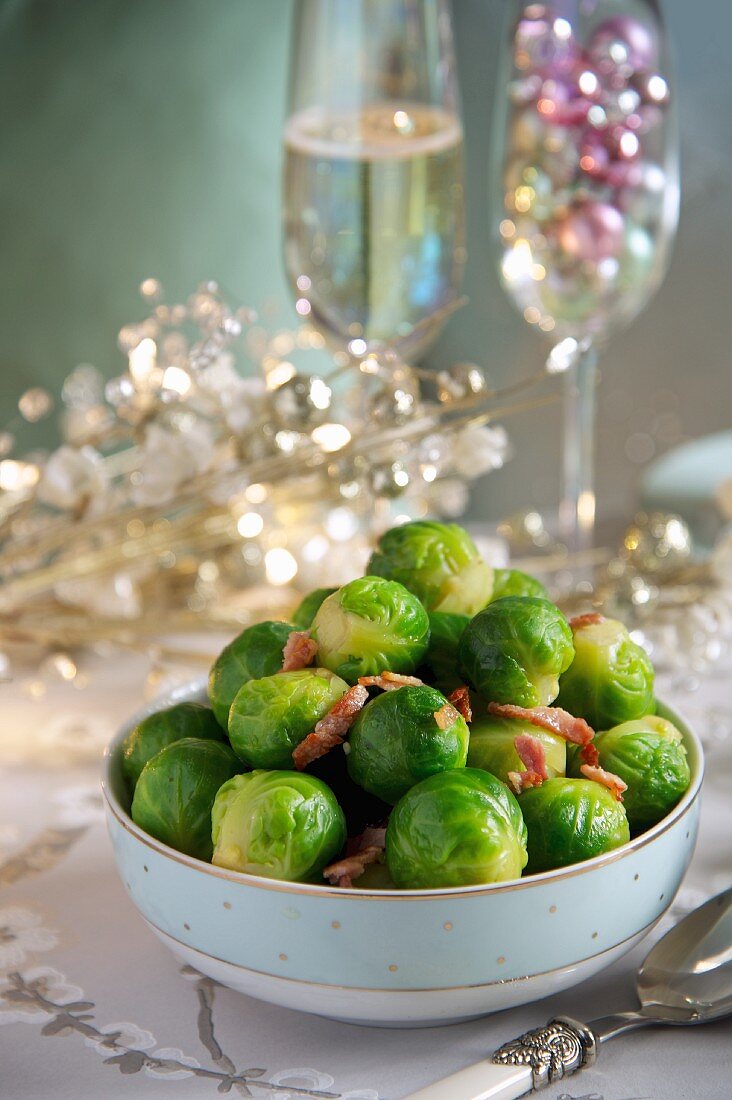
103, 520, 703, 1027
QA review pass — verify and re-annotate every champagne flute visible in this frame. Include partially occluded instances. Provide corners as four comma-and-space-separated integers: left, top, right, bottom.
283, 0, 465, 363
492, 0, 679, 559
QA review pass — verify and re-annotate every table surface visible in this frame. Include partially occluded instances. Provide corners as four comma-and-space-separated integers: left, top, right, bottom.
0, 646, 730, 1100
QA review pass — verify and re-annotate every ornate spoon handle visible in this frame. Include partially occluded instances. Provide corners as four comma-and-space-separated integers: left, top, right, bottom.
403, 1016, 598, 1099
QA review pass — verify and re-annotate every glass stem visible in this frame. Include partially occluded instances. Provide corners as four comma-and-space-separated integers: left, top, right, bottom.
559, 341, 598, 561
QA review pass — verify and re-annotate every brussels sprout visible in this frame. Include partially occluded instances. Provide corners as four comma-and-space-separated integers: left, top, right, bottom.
208, 620, 292, 727
228, 668, 349, 770
347, 685, 470, 804
131, 738, 241, 861
573, 716, 690, 831
467, 714, 566, 785
211, 769, 346, 882
557, 616, 655, 730
291, 587, 337, 631
458, 597, 574, 707
386, 768, 528, 888
423, 611, 470, 690
519, 777, 629, 873
122, 702, 225, 788
367, 520, 493, 616
489, 568, 548, 603
312, 576, 430, 683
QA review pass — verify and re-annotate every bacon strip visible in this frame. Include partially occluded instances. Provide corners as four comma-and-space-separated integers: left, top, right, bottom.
281, 629, 318, 672
487, 702, 595, 746
434, 702, 460, 730
358, 671, 424, 691
358, 825, 387, 850
569, 612, 605, 631
580, 741, 600, 767
346, 825, 387, 858
323, 845, 383, 888
580, 763, 627, 801
292, 685, 369, 770
507, 769, 545, 795
448, 685, 472, 723
507, 733, 549, 795
514, 734, 549, 780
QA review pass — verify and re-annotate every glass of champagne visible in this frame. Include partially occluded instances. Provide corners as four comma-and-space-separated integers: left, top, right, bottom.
283, 0, 465, 362
492, 0, 679, 557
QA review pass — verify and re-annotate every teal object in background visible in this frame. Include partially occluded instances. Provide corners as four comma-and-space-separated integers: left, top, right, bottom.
2, 0, 731, 523
641, 431, 732, 547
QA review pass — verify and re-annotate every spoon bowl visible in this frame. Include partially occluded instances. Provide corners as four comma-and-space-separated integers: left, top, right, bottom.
637, 887, 732, 1024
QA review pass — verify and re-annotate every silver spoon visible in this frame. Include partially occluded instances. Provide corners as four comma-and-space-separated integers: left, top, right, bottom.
404, 887, 732, 1100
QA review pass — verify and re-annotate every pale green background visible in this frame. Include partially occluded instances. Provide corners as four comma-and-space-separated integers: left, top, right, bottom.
2, 0, 730, 521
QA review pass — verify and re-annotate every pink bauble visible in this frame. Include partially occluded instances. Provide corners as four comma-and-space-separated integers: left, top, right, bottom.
634, 71, 671, 106
514, 12, 554, 70
589, 16, 659, 74
537, 78, 590, 126
602, 86, 642, 125
633, 104, 664, 135
555, 200, 626, 262
604, 159, 644, 190
606, 124, 641, 162
579, 130, 611, 178
513, 8, 580, 76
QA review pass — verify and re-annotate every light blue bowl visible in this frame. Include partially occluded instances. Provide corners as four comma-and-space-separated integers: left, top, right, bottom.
102, 680, 703, 1027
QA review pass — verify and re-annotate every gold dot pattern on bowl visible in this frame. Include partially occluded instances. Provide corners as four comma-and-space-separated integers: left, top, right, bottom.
183, 923, 190, 931
388, 964, 398, 972
223, 901, 232, 910
443, 921, 453, 931
549, 905, 557, 914
497, 955, 506, 965
634, 874, 640, 881
592, 931, 598, 939
143, 865, 148, 873
331, 920, 341, 929
279, 953, 288, 961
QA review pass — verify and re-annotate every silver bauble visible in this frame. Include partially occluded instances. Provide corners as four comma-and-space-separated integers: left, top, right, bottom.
270, 374, 332, 430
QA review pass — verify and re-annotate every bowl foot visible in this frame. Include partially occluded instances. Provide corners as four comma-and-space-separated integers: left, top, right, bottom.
146, 921, 651, 1028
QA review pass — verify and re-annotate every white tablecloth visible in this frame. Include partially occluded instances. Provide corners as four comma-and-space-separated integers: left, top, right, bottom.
0, 648, 729, 1100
